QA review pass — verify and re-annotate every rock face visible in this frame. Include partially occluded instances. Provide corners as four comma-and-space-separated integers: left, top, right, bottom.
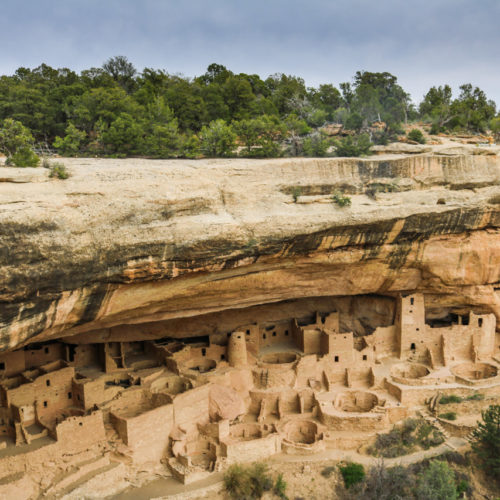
1, 150, 500, 351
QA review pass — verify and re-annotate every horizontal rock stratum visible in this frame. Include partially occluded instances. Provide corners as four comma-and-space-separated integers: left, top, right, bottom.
1, 149, 500, 351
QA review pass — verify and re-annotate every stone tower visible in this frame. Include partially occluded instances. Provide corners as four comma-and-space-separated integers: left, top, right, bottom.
228, 331, 247, 367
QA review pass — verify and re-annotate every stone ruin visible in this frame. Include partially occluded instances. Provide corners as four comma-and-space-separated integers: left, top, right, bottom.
0, 292, 499, 488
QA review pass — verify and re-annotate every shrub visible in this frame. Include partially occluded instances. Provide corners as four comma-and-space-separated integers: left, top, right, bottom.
302, 132, 331, 157
273, 473, 288, 499
415, 460, 457, 500
200, 119, 236, 157
470, 405, 500, 479
224, 462, 274, 500
466, 393, 484, 401
407, 128, 426, 144
335, 133, 372, 157
53, 123, 87, 156
291, 186, 302, 203
439, 394, 463, 404
339, 462, 365, 489
439, 412, 457, 421
332, 191, 352, 207
6, 147, 40, 167
360, 462, 415, 500
48, 162, 69, 180
0, 118, 39, 166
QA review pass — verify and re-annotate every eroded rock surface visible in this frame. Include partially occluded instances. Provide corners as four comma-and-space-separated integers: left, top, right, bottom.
0, 149, 500, 351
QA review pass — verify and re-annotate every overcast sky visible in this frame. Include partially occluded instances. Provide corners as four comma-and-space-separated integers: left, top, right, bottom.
2, 0, 499, 106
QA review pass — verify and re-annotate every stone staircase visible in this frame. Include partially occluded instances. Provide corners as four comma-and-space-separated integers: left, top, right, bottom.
419, 409, 451, 440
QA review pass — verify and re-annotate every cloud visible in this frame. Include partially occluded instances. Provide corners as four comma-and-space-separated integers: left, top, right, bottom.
0, 0, 498, 105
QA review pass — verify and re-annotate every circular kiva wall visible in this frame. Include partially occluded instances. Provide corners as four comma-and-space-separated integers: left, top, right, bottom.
391, 363, 430, 384
452, 362, 498, 383
184, 358, 216, 373
334, 391, 378, 412
283, 420, 319, 445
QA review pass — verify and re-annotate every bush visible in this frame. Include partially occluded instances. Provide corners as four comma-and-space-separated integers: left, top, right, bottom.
466, 393, 484, 401
53, 123, 87, 156
273, 473, 288, 499
335, 133, 372, 157
470, 404, 500, 479
0, 119, 39, 167
48, 162, 69, 180
339, 462, 365, 489
302, 132, 331, 157
415, 460, 458, 500
200, 119, 236, 157
291, 186, 302, 203
359, 462, 415, 500
407, 128, 426, 144
6, 147, 40, 167
224, 462, 274, 500
332, 191, 352, 207
439, 412, 457, 421
439, 394, 463, 404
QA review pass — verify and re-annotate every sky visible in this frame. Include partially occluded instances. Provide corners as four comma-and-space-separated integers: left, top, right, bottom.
1, 0, 499, 106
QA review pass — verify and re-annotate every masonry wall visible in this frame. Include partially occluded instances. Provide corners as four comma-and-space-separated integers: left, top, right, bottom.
221, 434, 281, 463
173, 384, 210, 428
0, 350, 25, 377
55, 411, 106, 453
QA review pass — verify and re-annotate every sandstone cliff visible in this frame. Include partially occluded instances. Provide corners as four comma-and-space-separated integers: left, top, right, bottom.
0, 148, 499, 351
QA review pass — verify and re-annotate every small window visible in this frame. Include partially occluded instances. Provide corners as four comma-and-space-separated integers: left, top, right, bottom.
410, 343, 416, 351
43, 401, 47, 408
334, 356, 339, 362
44, 347, 49, 354
221, 354, 225, 361
166, 382, 169, 388
263, 334, 266, 340
77, 394, 81, 400
362, 355, 367, 361
237, 335, 241, 339
246, 330, 250, 335
272, 332, 276, 337
409, 310, 413, 314
67, 392, 72, 399
0, 362, 5, 370
478, 318, 483, 327
46, 380, 51, 387
79, 422, 83, 426
201, 348, 206, 356
416, 328, 419, 331
285, 330, 289, 336
410, 298, 414, 305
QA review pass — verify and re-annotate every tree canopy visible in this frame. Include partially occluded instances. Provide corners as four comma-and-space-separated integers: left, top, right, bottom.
0, 59, 497, 159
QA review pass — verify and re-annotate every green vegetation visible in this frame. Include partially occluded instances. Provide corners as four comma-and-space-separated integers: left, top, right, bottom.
338, 462, 365, 489
407, 128, 426, 143
368, 418, 445, 458
470, 404, 500, 480
223, 462, 287, 500
291, 186, 302, 203
466, 393, 484, 401
0, 60, 497, 159
440, 394, 463, 404
0, 118, 39, 166
334, 133, 372, 157
343, 458, 470, 499
439, 412, 457, 421
332, 191, 352, 207
48, 162, 69, 180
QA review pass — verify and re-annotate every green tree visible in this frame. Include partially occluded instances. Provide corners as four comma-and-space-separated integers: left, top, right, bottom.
339, 462, 365, 489
233, 115, 285, 157
302, 132, 331, 157
102, 113, 143, 155
419, 85, 453, 132
471, 405, 500, 479
451, 84, 496, 132
0, 118, 39, 166
199, 119, 236, 157
335, 134, 372, 157
491, 116, 500, 141
102, 56, 137, 93
53, 122, 87, 156
415, 460, 458, 500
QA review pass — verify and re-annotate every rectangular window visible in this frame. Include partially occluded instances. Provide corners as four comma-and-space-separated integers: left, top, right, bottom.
334, 356, 339, 362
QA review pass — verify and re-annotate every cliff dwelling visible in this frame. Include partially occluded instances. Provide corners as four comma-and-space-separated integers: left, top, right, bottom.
0, 292, 498, 490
